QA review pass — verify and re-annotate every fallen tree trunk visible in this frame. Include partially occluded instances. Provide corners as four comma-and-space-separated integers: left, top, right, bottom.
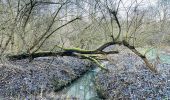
7, 48, 119, 71
7, 50, 119, 60
7, 40, 157, 73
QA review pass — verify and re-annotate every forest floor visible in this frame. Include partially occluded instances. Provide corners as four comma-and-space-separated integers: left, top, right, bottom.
0, 46, 170, 99
0, 57, 95, 99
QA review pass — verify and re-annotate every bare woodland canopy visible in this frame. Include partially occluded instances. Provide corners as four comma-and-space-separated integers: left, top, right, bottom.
0, 0, 170, 72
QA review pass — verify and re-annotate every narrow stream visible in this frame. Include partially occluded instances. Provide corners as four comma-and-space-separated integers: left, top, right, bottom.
64, 68, 100, 100
138, 48, 170, 63
63, 49, 170, 100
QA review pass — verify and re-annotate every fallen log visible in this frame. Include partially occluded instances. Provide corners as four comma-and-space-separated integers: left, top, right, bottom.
7, 40, 157, 73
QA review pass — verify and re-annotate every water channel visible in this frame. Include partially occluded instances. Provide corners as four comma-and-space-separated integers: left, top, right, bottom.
63, 48, 170, 100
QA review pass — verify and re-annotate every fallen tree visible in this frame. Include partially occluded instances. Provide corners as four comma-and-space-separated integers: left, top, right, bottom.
7, 40, 157, 73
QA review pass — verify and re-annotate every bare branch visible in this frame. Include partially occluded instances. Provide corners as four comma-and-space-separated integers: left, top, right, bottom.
28, 4, 66, 52
32, 17, 81, 53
